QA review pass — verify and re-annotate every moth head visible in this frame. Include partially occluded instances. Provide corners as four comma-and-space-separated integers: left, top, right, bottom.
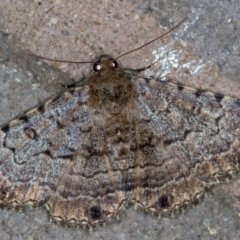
89, 55, 137, 115
93, 54, 118, 72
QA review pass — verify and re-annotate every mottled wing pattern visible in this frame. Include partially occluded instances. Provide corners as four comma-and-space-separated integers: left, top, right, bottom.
0, 81, 131, 225
46, 114, 129, 225
0, 54, 240, 227
134, 78, 240, 213
0, 87, 90, 208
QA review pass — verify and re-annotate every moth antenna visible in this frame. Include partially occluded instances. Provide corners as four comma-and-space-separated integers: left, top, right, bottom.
115, 16, 188, 60
27, 53, 95, 64
28, 16, 187, 64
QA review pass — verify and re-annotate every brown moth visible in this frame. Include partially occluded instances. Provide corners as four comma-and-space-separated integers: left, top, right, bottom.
0, 17, 239, 227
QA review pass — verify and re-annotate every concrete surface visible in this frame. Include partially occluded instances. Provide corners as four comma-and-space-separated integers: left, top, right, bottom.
0, 0, 240, 239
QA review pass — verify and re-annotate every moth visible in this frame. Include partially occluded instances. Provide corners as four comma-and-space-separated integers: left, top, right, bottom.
0, 17, 239, 227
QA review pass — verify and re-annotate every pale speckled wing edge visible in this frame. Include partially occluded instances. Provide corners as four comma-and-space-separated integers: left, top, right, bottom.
133, 77, 240, 214
0, 85, 90, 208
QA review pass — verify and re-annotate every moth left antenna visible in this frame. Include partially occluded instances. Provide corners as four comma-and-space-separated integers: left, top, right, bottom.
28, 54, 95, 64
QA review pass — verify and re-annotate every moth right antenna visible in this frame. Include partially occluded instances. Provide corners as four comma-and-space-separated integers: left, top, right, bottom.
115, 16, 188, 60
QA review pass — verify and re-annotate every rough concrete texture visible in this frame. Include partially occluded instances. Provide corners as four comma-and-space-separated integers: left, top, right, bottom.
0, 0, 240, 239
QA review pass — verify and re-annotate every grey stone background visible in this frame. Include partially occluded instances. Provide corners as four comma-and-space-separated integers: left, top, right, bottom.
0, 0, 240, 239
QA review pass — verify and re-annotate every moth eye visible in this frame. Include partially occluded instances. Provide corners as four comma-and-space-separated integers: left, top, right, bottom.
112, 60, 118, 68
93, 62, 101, 72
